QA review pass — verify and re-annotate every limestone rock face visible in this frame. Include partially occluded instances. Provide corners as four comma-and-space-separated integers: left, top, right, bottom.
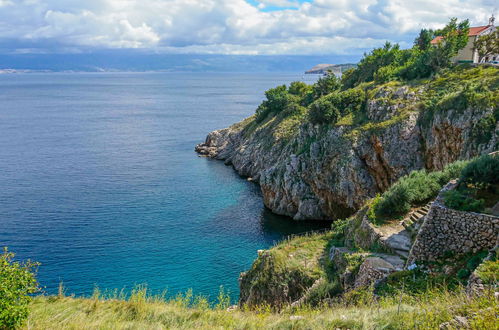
196, 86, 497, 220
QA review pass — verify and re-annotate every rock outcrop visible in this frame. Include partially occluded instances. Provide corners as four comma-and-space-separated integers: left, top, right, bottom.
196, 84, 498, 220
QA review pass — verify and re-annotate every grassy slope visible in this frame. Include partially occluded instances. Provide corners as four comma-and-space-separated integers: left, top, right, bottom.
28, 290, 497, 329
239, 232, 332, 308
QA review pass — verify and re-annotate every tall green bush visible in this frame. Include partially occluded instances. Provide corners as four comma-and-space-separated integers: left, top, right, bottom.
341, 42, 403, 89
288, 81, 312, 98
374, 160, 468, 217
443, 190, 485, 213
0, 248, 40, 329
313, 74, 341, 99
459, 154, 499, 188
255, 85, 300, 122
338, 88, 366, 115
309, 94, 341, 125
342, 18, 470, 88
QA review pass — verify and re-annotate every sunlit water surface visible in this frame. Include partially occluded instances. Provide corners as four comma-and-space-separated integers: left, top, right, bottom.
0, 72, 328, 302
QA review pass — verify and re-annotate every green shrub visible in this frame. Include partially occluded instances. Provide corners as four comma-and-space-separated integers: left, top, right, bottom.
312, 74, 341, 99
466, 252, 488, 270
0, 248, 40, 329
308, 88, 366, 125
459, 154, 499, 188
367, 195, 381, 222
443, 190, 485, 213
476, 259, 498, 285
330, 218, 349, 246
338, 88, 366, 115
288, 81, 311, 97
472, 112, 498, 145
305, 280, 342, 306
374, 160, 469, 218
457, 268, 471, 280
341, 42, 403, 88
309, 94, 341, 125
375, 181, 413, 217
455, 251, 489, 282
255, 85, 300, 122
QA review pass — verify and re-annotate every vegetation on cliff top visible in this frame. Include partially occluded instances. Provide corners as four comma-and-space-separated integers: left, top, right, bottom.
253, 18, 481, 124
235, 18, 497, 152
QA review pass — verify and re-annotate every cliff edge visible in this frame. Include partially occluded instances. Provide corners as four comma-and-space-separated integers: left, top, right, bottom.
196, 67, 498, 220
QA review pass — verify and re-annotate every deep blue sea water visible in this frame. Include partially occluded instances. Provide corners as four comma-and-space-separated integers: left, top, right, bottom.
0, 72, 328, 302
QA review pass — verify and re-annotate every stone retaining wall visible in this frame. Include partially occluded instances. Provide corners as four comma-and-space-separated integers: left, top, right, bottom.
408, 181, 499, 263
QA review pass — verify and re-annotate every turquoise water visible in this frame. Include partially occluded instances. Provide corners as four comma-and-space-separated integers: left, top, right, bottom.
0, 72, 328, 302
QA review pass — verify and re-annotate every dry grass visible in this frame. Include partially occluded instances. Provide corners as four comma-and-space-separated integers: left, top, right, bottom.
25, 286, 498, 329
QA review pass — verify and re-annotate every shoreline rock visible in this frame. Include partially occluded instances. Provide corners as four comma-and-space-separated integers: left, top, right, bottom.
196, 85, 497, 221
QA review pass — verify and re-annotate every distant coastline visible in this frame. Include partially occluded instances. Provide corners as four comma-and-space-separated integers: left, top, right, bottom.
305, 63, 356, 75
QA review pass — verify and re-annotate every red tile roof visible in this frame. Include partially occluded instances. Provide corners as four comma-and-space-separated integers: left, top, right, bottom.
469, 26, 490, 36
430, 25, 491, 44
430, 36, 444, 44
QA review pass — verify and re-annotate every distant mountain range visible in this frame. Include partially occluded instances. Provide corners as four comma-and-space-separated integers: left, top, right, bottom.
0, 52, 360, 73
305, 63, 357, 74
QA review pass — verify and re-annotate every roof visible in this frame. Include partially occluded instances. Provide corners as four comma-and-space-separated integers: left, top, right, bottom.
469, 25, 490, 36
430, 25, 492, 44
430, 36, 444, 44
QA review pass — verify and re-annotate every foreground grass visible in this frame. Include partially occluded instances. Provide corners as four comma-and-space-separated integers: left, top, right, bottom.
27, 289, 497, 329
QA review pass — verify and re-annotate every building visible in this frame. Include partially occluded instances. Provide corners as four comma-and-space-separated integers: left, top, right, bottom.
431, 15, 497, 63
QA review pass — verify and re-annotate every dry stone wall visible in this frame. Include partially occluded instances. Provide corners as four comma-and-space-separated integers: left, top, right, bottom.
408, 181, 499, 263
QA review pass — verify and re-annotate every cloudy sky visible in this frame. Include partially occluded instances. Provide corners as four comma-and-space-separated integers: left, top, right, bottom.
0, 0, 496, 55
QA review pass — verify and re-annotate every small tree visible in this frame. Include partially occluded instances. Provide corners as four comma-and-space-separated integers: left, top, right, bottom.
0, 248, 40, 329
255, 85, 294, 122
288, 81, 311, 97
309, 94, 341, 125
474, 27, 499, 63
312, 73, 341, 98
341, 42, 403, 88
414, 28, 435, 51
428, 18, 470, 71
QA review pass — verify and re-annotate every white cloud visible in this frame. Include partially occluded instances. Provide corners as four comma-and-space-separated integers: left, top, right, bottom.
257, 0, 301, 8
0, 0, 495, 54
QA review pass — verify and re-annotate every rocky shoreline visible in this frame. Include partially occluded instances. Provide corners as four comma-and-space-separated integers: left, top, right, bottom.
196, 84, 498, 221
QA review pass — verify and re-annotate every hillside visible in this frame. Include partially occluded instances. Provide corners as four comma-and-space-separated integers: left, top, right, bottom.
196, 66, 498, 220
238, 154, 498, 307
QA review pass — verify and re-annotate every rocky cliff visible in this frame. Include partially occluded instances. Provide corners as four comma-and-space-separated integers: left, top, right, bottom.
196, 68, 498, 220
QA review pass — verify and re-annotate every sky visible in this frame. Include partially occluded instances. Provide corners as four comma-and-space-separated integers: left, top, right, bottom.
0, 0, 496, 56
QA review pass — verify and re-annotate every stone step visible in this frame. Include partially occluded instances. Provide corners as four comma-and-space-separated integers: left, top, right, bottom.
402, 218, 413, 225
374, 253, 406, 271
394, 249, 409, 258
414, 210, 427, 217
382, 232, 412, 252
393, 245, 410, 252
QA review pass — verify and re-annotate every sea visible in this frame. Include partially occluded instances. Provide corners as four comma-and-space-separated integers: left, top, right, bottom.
0, 72, 329, 303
